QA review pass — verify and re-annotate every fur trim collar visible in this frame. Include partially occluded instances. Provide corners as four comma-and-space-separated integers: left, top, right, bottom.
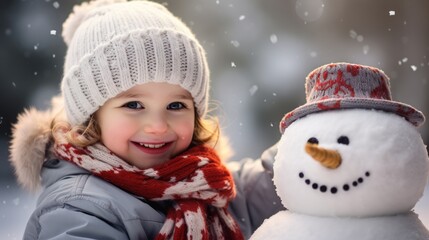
9, 97, 62, 192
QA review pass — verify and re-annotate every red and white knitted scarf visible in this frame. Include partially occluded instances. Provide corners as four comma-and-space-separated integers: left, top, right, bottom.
55, 142, 244, 240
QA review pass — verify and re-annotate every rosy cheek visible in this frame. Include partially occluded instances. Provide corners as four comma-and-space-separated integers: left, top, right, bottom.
100, 118, 136, 143
178, 122, 194, 142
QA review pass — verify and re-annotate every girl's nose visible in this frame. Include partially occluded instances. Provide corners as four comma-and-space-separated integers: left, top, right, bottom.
142, 113, 168, 134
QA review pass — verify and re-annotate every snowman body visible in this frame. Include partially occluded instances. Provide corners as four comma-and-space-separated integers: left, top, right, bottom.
251, 109, 429, 240
251, 211, 428, 240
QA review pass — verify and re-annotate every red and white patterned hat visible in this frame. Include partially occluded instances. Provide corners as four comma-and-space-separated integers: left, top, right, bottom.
279, 62, 425, 133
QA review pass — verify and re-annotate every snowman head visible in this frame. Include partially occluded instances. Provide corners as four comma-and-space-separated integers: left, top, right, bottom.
275, 63, 427, 217
274, 109, 429, 217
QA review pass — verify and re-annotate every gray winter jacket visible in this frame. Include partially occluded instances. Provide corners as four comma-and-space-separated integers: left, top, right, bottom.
9, 106, 283, 239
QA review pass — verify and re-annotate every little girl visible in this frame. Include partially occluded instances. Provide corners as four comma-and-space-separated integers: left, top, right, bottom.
10, 0, 283, 239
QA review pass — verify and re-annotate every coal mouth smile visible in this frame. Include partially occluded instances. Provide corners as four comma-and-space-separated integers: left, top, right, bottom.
298, 171, 371, 194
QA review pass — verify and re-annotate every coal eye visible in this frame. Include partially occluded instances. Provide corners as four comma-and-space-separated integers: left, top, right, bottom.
337, 136, 350, 145
307, 137, 319, 144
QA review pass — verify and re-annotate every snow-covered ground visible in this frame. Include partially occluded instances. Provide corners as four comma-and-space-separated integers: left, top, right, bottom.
1, 180, 429, 239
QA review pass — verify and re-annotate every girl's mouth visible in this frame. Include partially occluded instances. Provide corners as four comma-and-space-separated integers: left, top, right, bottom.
132, 141, 173, 155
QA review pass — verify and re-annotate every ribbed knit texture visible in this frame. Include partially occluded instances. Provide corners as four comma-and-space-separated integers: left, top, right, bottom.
61, 0, 209, 125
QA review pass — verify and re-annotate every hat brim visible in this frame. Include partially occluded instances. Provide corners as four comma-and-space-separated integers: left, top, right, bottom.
280, 98, 425, 133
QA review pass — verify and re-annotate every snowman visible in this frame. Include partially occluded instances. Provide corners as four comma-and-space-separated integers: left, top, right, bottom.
251, 63, 429, 240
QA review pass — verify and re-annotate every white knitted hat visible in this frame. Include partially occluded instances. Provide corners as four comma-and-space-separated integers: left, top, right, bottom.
61, 0, 209, 125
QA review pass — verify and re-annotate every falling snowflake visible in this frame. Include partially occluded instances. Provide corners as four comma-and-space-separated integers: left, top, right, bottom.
356, 35, 364, 42
231, 62, 236, 68
363, 45, 369, 55
402, 57, 408, 62
50, 30, 56, 35
349, 30, 357, 39
389, 10, 395, 16
249, 85, 258, 96
270, 34, 278, 44
230, 40, 240, 47
310, 51, 317, 58
411, 65, 417, 71
295, 0, 325, 22
239, 15, 245, 21
53, 1, 60, 8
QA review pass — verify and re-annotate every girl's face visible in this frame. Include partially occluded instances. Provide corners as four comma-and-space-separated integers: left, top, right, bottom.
95, 82, 195, 169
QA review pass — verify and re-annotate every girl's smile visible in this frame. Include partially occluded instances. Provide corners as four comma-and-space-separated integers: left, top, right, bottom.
95, 82, 195, 169
131, 141, 173, 155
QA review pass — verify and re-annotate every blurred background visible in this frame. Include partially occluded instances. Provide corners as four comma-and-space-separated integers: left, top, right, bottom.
0, 0, 428, 238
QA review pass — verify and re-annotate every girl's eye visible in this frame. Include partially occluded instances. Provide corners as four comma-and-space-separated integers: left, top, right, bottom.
167, 102, 186, 110
123, 101, 143, 109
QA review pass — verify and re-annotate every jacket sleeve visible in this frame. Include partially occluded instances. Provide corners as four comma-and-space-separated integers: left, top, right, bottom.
24, 199, 129, 239
228, 143, 286, 238
25, 204, 130, 240
24, 160, 164, 240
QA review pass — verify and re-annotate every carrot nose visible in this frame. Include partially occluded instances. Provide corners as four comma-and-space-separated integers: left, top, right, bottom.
305, 143, 342, 169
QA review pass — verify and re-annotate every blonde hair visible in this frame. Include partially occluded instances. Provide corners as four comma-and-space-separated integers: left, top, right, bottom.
51, 114, 100, 147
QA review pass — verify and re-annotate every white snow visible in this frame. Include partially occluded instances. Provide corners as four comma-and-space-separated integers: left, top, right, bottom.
249, 85, 258, 96
252, 109, 429, 239
270, 34, 278, 44
230, 40, 240, 47
363, 45, 369, 55
251, 211, 429, 240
